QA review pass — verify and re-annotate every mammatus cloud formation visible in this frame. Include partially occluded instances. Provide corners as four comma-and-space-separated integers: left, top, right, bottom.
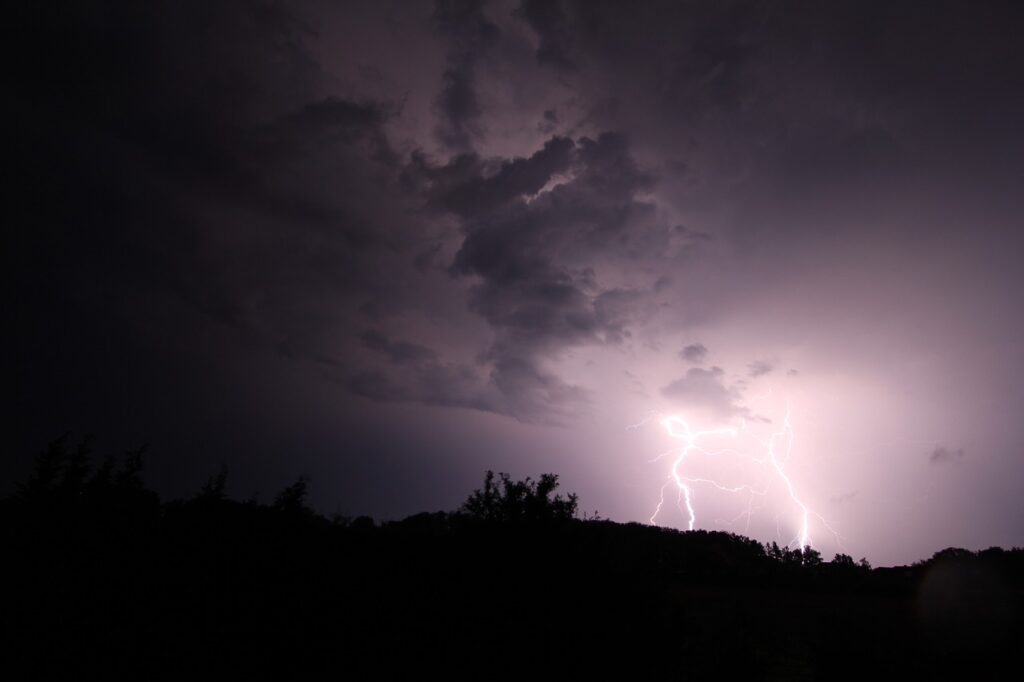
9, 0, 1024, 566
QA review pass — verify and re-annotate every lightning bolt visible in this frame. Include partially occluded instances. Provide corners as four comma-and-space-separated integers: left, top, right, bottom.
766, 402, 810, 549
649, 417, 737, 530
647, 401, 842, 552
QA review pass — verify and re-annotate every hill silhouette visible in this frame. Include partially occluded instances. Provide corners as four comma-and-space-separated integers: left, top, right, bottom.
3, 435, 1021, 679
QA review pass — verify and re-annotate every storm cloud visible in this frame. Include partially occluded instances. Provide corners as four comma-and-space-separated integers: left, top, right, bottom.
9, 0, 1024, 566
661, 367, 749, 420
680, 343, 709, 365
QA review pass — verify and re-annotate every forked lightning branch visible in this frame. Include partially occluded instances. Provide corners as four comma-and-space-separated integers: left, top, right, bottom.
648, 402, 840, 551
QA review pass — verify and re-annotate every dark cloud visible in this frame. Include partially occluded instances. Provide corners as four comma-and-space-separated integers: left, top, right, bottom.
319, 125, 670, 420
515, 0, 578, 70
413, 135, 574, 217
9, 0, 1024, 562
346, 332, 503, 415
661, 367, 747, 420
521, 0, 1024, 216
680, 343, 708, 364
485, 355, 590, 423
345, 361, 496, 414
426, 132, 663, 419
10, 0, 409, 342
7, 1, 458, 495
271, 97, 397, 166
538, 108, 559, 134
356, 316, 593, 423
360, 330, 437, 366
278, 98, 385, 136
432, 0, 500, 151
748, 360, 774, 378
930, 446, 966, 464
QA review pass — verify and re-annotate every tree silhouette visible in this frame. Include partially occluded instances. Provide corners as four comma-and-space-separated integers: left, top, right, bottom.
59, 435, 93, 497
115, 445, 148, 490
274, 475, 313, 515
801, 546, 823, 567
18, 433, 71, 500
832, 553, 856, 566
197, 465, 229, 501
462, 470, 578, 522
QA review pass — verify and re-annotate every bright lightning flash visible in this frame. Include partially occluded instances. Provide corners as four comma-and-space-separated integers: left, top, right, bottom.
767, 403, 810, 549
649, 417, 737, 531
648, 402, 839, 552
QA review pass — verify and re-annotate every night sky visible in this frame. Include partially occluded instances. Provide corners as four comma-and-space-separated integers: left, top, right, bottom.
9, 1, 1024, 566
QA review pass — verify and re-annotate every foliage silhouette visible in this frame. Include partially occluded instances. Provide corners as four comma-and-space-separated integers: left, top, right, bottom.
461, 470, 578, 522
273, 475, 313, 515
17, 432, 71, 500
197, 464, 229, 502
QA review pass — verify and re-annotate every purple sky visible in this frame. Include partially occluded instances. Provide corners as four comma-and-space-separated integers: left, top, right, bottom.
9, 0, 1024, 565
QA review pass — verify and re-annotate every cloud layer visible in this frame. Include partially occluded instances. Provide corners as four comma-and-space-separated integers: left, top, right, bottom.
9, 0, 1024, 565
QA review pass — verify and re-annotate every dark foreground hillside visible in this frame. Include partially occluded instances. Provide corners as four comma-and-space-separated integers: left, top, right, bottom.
3, 440, 1021, 679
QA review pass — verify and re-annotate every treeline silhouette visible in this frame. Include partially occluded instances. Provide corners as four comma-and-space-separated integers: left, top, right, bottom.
3, 435, 1021, 679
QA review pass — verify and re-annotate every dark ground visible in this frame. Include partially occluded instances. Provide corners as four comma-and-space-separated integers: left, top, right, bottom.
3, 440, 1021, 680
